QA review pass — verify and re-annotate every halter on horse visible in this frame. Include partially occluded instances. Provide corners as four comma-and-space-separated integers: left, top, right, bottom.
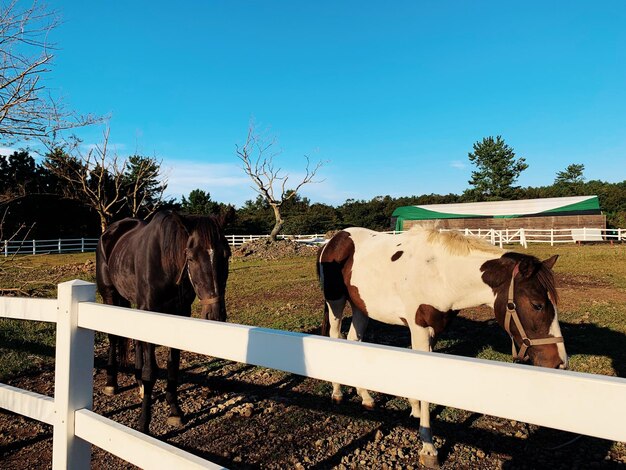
318, 227, 567, 466
97, 210, 231, 433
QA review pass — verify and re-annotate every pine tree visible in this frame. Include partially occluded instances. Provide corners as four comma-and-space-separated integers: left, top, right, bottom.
465, 136, 528, 201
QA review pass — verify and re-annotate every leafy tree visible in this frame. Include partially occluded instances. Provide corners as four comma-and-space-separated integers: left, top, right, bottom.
338, 196, 397, 231
45, 129, 168, 232
555, 164, 585, 185
465, 136, 528, 201
180, 189, 221, 215
0, 151, 37, 200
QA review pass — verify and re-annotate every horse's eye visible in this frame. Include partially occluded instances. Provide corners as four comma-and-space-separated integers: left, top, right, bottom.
531, 302, 544, 311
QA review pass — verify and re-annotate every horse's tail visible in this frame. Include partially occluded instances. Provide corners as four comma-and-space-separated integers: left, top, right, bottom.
321, 301, 330, 337
316, 243, 325, 289
317, 243, 331, 337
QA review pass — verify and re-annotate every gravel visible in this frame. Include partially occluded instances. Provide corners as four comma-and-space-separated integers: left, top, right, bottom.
1, 344, 624, 469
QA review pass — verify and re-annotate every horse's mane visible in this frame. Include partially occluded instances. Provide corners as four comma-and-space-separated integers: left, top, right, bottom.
409, 226, 504, 256
154, 211, 227, 273
185, 214, 226, 248
536, 262, 559, 305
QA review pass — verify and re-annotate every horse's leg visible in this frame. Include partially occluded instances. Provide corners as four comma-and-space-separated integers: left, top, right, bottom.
135, 341, 144, 398
165, 346, 184, 427
326, 297, 346, 403
347, 306, 375, 409
408, 324, 439, 467
101, 292, 129, 396
137, 341, 157, 433
104, 334, 119, 395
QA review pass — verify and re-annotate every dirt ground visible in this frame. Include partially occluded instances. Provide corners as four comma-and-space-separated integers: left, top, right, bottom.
1, 321, 625, 469
1, 246, 625, 469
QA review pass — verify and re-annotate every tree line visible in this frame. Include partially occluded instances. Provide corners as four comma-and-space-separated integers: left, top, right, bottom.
1, 144, 624, 240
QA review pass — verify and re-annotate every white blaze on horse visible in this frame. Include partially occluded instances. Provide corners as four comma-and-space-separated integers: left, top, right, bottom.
317, 226, 567, 466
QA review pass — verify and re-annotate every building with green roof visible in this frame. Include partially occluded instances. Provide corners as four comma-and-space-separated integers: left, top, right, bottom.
392, 196, 604, 232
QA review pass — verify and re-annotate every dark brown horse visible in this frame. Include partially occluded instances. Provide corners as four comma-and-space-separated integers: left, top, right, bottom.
96, 210, 231, 433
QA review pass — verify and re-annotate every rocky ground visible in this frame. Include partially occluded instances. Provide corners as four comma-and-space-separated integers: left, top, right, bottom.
2, 334, 624, 469
234, 238, 320, 260
1, 241, 625, 468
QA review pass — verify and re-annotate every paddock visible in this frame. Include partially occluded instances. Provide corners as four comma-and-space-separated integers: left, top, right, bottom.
1, 279, 625, 469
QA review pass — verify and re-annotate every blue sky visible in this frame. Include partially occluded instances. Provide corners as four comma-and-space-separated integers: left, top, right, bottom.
14, 1, 626, 207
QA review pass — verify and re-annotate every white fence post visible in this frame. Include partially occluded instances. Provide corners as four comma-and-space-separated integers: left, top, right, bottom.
58, 239, 62, 254
52, 280, 96, 469
32, 239, 36, 255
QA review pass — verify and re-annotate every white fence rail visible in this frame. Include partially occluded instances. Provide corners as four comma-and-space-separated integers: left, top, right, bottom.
2, 228, 624, 256
2, 238, 98, 256
1, 281, 626, 468
1, 234, 327, 256
444, 227, 626, 248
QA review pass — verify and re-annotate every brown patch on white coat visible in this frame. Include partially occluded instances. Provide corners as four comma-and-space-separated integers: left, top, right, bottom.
317, 226, 567, 464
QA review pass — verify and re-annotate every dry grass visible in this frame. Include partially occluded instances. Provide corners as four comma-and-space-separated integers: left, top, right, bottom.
1, 243, 625, 380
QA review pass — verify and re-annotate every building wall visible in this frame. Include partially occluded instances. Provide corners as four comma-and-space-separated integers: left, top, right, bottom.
403, 214, 606, 231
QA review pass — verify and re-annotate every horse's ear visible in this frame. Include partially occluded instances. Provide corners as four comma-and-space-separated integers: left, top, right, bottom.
542, 255, 559, 270
481, 257, 511, 288
217, 205, 236, 228
517, 257, 537, 279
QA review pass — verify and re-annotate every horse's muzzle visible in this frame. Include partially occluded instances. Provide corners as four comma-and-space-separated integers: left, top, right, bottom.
201, 297, 226, 322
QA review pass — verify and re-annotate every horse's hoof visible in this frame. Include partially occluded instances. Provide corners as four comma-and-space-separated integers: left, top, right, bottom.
103, 386, 117, 396
419, 453, 440, 468
167, 416, 184, 427
362, 401, 375, 410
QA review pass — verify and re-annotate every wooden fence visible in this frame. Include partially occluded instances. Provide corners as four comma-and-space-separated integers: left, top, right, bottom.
1, 281, 625, 468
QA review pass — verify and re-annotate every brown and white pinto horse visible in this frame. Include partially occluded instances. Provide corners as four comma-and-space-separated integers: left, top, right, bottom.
318, 227, 567, 466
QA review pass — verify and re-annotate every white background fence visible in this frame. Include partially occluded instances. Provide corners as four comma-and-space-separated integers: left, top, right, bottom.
0, 234, 326, 256
2, 238, 98, 256
2, 227, 625, 256
1, 280, 625, 469
451, 227, 626, 248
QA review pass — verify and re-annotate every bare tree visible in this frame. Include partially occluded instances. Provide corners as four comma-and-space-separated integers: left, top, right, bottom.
236, 124, 324, 241
0, 0, 98, 144
45, 128, 124, 232
45, 128, 168, 232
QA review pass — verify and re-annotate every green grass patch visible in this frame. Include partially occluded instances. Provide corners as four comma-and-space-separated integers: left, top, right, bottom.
0, 318, 56, 380
1, 245, 626, 382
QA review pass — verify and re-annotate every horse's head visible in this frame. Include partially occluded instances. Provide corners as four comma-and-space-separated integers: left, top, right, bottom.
482, 253, 568, 369
182, 216, 231, 322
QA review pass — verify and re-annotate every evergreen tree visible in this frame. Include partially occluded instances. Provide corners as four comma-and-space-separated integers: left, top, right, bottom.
465, 136, 528, 201
555, 164, 585, 185
180, 189, 221, 215
123, 155, 168, 218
